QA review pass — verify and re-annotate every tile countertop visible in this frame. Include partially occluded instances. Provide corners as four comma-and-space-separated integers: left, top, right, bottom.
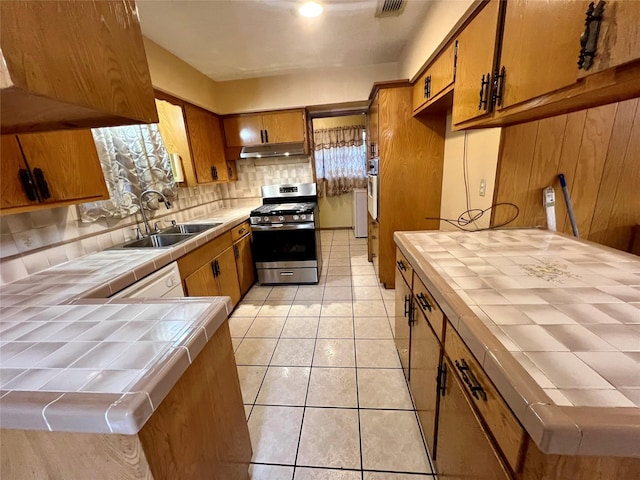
394, 228, 640, 458
0, 207, 253, 435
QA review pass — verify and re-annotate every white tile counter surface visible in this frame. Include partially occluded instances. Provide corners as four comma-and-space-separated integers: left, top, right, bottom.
0, 207, 252, 434
394, 228, 640, 458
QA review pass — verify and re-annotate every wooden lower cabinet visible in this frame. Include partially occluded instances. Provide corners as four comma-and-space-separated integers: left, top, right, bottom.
435, 356, 512, 480
394, 268, 412, 380
178, 231, 242, 308
234, 233, 255, 297
409, 306, 441, 460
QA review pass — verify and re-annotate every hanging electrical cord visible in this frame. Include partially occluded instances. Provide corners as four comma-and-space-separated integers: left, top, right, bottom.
426, 130, 520, 232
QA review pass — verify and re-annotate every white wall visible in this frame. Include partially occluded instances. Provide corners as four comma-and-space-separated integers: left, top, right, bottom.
398, 0, 476, 80
440, 114, 501, 231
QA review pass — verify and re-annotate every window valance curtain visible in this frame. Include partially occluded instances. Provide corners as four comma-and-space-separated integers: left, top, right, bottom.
313, 125, 367, 197
78, 124, 178, 222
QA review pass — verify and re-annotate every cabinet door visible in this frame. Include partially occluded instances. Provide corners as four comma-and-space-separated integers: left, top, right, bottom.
413, 41, 457, 112
577, 0, 640, 78
215, 246, 242, 307
223, 115, 264, 147
184, 261, 220, 297
497, 0, 584, 110
0, 135, 37, 210
367, 94, 379, 159
234, 234, 256, 296
184, 105, 229, 183
452, 0, 501, 125
261, 111, 305, 144
394, 269, 412, 380
17, 130, 108, 204
410, 308, 442, 460
156, 99, 196, 185
435, 357, 512, 480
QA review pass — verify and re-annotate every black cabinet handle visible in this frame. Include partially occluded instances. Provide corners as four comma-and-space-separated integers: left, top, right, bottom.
478, 73, 491, 111
260, 129, 264, 143
455, 359, 487, 401
211, 260, 217, 278
409, 299, 416, 326
238, 227, 246, 235
234, 244, 239, 258
578, 0, 605, 70
228, 165, 233, 179
264, 129, 269, 143
426, 75, 431, 98
210, 166, 218, 180
492, 66, 506, 108
32, 168, 51, 200
416, 292, 432, 312
396, 260, 407, 272
436, 364, 447, 397
404, 295, 411, 317
18, 169, 38, 201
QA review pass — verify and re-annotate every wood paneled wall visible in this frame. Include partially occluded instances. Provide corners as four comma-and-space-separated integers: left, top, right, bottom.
492, 98, 640, 253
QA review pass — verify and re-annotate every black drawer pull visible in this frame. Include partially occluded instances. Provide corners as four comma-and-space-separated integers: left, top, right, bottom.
436, 364, 447, 397
455, 359, 487, 401
397, 260, 407, 272
404, 295, 411, 317
19, 169, 38, 201
416, 292, 432, 312
238, 227, 246, 235
32, 168, 51, 200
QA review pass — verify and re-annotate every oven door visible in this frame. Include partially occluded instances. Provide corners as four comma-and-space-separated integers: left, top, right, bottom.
251, 223, 318, 268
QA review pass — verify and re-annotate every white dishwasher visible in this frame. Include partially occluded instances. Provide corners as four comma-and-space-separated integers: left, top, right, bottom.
112, 262, 185, 298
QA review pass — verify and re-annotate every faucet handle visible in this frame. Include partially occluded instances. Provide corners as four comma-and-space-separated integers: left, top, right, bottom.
133, 227, 143, 240
154, 222, 162, 232
171, 219, 177, 226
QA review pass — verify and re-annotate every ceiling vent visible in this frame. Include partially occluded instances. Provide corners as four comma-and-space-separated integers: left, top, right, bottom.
375, 0, 406, 18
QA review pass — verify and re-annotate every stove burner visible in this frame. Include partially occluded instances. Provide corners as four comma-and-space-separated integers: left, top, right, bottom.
251, 202, 316, 216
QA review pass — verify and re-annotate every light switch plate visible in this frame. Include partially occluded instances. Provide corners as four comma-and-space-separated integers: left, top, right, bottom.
479, 179, 487, 197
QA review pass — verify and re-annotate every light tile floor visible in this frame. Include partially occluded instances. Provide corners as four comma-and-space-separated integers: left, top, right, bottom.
230, 229, 436, 480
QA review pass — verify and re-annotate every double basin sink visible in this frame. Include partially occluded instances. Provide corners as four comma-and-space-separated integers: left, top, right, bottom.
110, 223, 222, 249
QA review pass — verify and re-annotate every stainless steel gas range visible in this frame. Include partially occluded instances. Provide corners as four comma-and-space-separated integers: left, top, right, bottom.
250, 183, 322, 285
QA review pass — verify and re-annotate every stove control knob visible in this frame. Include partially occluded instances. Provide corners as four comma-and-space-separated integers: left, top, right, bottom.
263, 216, 270, 222
293, 215, 299, 220
278, 216, 285, 221
300, 214, 306, 220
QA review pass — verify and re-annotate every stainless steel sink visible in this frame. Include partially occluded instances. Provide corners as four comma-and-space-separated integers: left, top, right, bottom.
110, 233, 194, 249
159, 223, 222, 234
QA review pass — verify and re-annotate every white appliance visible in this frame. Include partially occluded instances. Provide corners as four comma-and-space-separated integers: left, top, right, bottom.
112, 262, 184, 298
353, 188, 368, 238
367, 174, 378, 220
367, 158, 379, 221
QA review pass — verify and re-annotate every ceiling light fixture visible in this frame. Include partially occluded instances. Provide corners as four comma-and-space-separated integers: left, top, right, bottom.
299, 1, 323, 18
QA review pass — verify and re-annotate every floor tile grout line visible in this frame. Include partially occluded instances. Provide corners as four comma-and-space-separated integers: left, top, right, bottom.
250, 460, 439, 477
291, 270, 325, 477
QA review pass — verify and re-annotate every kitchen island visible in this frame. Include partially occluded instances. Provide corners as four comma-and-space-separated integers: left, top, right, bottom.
394, 228, 640, 479
0, 208, 254, 479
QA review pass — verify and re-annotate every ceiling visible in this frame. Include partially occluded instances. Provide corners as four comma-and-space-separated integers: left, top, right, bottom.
137, 0, 432, 82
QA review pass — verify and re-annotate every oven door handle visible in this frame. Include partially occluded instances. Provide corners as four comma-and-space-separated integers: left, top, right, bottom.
251, 223, 315, 231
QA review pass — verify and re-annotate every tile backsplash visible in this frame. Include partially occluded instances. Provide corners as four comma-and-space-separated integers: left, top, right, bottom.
0, 157, 313, 284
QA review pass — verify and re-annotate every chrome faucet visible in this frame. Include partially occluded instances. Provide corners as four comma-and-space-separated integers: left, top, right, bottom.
138, 189, 173, 235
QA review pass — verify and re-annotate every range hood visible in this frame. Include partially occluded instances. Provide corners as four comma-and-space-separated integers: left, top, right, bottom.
240, 142, 306, 159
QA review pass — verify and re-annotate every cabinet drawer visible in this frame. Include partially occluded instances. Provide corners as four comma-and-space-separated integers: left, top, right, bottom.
395, 249, 413, 289
177, 231, 232, 279
413, 275, 445, 342
231, 221, 251, 242
445, 324, 525, 471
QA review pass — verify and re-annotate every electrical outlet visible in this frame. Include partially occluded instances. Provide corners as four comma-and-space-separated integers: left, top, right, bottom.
479, 179, 487, 197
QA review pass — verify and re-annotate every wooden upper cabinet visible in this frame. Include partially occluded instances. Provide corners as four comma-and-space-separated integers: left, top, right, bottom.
497, 0, 585, 111
155, 99, 194, 183
223, 110, 306, 147
1, 130, 108, 215
576, 0, 640, 78
413, 41, 457, 112
451, 0, 502, 125
223, 116, 263, 147
367, 94, 379, 159
0, 136, 35, 210
0, 1, 157, 134
183, 104, 229, 183
262, 111, 306, 144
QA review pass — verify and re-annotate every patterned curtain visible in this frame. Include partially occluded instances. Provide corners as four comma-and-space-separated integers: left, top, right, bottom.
314, 125, 367, 197
78, 124, 178, 222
